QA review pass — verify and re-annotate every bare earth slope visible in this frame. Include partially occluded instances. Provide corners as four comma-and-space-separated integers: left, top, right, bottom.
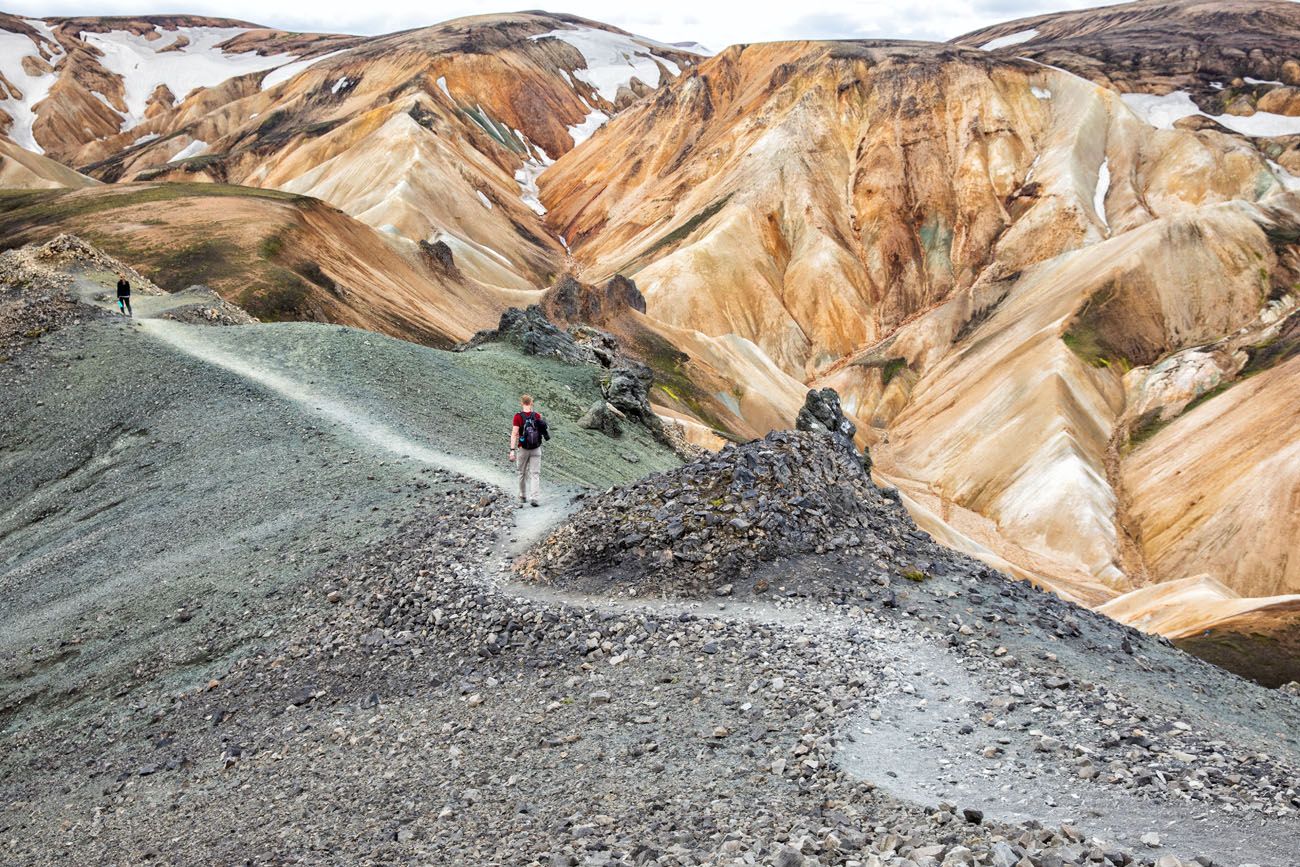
0, 138, 98, 189
0, 183, 501, 342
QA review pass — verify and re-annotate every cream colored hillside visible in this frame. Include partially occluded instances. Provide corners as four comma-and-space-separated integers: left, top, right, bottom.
1, 12, 702, 295
540, 34, 1300, 643
0, 137, 99, 188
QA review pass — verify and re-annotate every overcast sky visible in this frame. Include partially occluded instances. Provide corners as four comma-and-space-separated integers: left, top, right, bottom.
8, 1, 1141, 47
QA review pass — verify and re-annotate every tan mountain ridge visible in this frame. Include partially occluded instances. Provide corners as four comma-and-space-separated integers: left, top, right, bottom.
3, 4, 1299, 682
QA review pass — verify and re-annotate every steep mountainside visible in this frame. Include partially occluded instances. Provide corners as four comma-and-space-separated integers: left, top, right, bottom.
0, 14, 356, 160
956, 1, 1300, 169
0, 184, 497, 341
540, 33, 1300, 650
1, 13, 703, 293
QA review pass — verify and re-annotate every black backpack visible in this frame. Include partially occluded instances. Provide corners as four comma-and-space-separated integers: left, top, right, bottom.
520, 411, 547, 449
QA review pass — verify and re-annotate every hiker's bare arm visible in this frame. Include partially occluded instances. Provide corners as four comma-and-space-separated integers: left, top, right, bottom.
511, 424, 520, 457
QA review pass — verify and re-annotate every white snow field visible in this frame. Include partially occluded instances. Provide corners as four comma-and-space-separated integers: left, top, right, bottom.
260, 48, 350, 91
979, 29, 1039, 51
82, 25, 299, 129
0, 24, 64, 152
1122, 90, 1300, 137
513, 132, 553, 215
530, 25, 681, 102
1094, 157, 1111, 232
568, 106, 610, 146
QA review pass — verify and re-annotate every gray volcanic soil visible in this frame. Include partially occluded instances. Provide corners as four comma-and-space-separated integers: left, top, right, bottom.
1, 269, 677, 738
3, 265, 1299, 867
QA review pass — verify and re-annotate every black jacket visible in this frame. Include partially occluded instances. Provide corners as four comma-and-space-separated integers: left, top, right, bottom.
116, 279, 131, 298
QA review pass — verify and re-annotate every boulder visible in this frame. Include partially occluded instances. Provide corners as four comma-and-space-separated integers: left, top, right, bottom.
796, 387, 857, 442
602, 363, 656, 424
578, 400, 625, 437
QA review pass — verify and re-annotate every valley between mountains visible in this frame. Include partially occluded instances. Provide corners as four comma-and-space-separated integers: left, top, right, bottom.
2, 2, 1300, 865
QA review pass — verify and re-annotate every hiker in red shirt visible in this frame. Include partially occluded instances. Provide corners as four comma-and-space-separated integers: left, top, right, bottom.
509, 394, 550, 507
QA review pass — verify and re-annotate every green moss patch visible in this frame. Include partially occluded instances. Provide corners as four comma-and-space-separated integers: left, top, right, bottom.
641, 194, 734, 260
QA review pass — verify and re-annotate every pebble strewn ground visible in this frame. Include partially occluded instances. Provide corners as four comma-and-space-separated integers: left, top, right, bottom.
6, 468, 1298, 866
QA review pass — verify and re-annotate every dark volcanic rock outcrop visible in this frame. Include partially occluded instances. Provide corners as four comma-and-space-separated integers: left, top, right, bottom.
796, 386, 856, 441
796, 386, 872, 473
520, 430, 945, 594
461, 305, 679, 449
542, 273, 647, 325
460, 305, 605, 366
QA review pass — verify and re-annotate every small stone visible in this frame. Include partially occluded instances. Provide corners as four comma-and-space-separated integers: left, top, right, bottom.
773, 846, 804, 867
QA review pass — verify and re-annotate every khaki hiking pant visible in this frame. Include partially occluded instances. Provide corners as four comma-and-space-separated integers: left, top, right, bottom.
517, 447, 541, 501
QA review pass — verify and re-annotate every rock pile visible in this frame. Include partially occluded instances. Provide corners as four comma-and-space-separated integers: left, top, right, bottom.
32, 233, 160, 292
1, 236, 117, 360
158, 285, 258, 326
521, 429, 925, 594
460, 305, 610, 367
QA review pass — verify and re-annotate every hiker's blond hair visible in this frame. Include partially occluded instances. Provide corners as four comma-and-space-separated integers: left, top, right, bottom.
520, 394, 534, 406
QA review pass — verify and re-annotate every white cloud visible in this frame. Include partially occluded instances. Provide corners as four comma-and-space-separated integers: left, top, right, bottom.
0, 1, 1200, 51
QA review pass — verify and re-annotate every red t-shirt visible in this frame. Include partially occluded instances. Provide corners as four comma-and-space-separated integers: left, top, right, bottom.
513, 411, 541, 428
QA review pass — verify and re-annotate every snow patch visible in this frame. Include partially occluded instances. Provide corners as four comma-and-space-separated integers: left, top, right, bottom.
979, 29, 1038, 51
260, 48, 348, 91
531, 25, 680, 102
436, 76, 451, 99
1093, 158, 1110, 232
89, 90, 117, 110
1244, 77, 1284, 87
0, 29, 61, 151
1120, 92, 1200, 129
513, 133, 553, 216
1122, 90, 1300, 137
331, 76, 351, 94
1031, 86, 1052, 100
568, 107, 610, 146
476, 190, 493, 210
1268, 160, 1300, 191
84, 26, 299, 130
168, 139, 209, 162
131, 132, 160, 146
670, 41, 713, 57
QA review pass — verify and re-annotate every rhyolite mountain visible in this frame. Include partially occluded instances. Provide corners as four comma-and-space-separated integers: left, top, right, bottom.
2, 1, 1299, 683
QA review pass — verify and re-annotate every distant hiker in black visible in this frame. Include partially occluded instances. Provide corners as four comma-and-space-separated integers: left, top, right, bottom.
510, 394, 549, 507
116, 274, 132, 317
